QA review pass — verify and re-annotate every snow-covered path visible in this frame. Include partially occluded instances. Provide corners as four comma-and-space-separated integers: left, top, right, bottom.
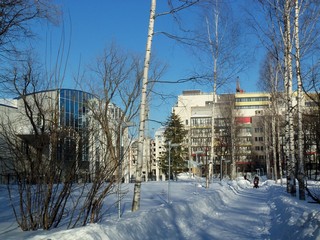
201, 181, 272, 239
91, 180, 275, 240
153, 180, 273, 240
2, 179, 319, 240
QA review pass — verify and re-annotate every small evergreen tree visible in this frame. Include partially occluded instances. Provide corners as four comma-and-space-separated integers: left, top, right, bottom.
160, 112, 188, 180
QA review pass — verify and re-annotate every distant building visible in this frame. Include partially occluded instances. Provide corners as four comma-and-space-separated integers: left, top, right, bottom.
171, 88, 316, 178
153, 127, 166, 181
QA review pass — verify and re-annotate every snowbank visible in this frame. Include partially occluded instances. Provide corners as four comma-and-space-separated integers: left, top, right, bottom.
0, 178, 319, 240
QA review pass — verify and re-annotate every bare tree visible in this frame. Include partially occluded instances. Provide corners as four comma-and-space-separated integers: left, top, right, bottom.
293, 0, 305, 200
131, 0, 199, 212
71, 44, 143, 225
0, 42, 148, 230
0, 0, 60, 63
131, 0, 156, 212
0, 59, 79, 230
251, 0, 320, 199
210, 94, 234, 180
259, 51, 285, 184
249, 0, 295, 192
185, 0, 249, 181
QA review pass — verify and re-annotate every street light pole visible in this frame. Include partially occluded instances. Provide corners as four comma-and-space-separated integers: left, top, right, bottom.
168, 141, 171, 203
118, 124, 123, 219
118, 122, 134, 219
220, 157, 223, 181
167, 141, 180, 204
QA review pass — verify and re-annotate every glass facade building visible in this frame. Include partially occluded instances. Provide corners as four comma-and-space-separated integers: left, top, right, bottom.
58, 89, 95, 172
59, 89, 94, 131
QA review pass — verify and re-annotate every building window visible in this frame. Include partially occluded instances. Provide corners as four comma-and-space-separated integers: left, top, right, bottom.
235, 105, 267, 109
191, 117, 212, 127
254, 127, 263, 133
236, 97, 269, 102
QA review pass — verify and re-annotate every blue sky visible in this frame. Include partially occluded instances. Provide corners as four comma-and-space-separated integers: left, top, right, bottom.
32, 0, 263, 132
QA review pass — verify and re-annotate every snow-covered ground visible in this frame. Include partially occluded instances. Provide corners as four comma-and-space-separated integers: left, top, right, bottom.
0, 175, 319, 240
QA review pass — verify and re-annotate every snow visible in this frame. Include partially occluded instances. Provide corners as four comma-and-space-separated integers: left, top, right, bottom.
0, 174, 319, 240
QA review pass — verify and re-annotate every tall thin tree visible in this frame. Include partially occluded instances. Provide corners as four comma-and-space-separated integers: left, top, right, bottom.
131, 0, 199, 212
131, 0, 156, 212
294, 0, 305, 200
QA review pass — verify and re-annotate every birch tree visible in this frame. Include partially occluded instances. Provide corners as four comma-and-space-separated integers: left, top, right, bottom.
131, 0, 199, 212
187, 0, 248, 181
283, 0, 297, 196
293, 0, 305, 200
131, 0, 156, 212
259, 51, 285, 183
252, 0, 320, 199
275, 0, 319, 199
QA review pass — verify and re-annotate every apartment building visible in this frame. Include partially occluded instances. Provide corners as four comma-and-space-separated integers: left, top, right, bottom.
171, 89, 274, 177
128, 138, 152, 182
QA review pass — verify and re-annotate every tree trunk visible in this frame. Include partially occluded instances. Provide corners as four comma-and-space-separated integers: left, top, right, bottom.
205, 7, 218, 184
264, 117, 270, 178
132, 0, 156, 212
272, 115, 277, 180
274, 67, 280, 183
294, 0, 305, 200
277, 119, 283, 185
231, 107, 236, 180
283, 0, 296, 195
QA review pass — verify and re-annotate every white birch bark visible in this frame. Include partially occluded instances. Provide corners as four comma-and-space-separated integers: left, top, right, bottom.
205, 0, 237, 183
284, 0, 296, 195
271, 60, 279, 182
277, 119, 283, 185
271, 67, 278, 182
264, 117, 270, 178
271, 116, 276, 180
205, 3, 219, 186
132, 0, 156, 212
294, 0, 305, 200
205, 15, 215, 187
282, 0, 290, 193
231, 105, 236, 180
